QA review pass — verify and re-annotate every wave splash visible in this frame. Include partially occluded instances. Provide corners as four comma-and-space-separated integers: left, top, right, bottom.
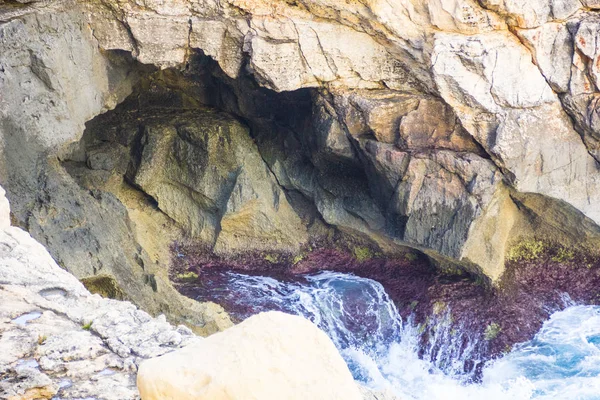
195, 270, 600, 400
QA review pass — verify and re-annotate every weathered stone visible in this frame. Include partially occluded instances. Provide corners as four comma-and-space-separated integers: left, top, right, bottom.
246, 17, 401, 91
190, 18, 245, 78
128, 109, 308, 253
28, 157, 232, 336
398, 98, 481, 153
0, 185, 204, 400
460, 184, 523, 281
433, 31, 556, 112
128, 13, 190, 67
432, 30, 600, 227
427, 0, 507, 33
517, 23, 574, 93
390, 151, 501, 258
478, 0, 580, 28
311, 96, 357, 164
563, 93, 600, 161
137, 311, 364, 400
333, 90, 420, 144
86, 142, 130, 173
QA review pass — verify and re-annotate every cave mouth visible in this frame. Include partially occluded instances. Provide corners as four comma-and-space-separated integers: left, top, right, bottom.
64, 50, 422, 263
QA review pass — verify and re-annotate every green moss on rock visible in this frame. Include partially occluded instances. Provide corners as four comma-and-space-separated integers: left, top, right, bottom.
353, 246, 373, 262
176, 271, 199, 281
292, 254, 305, 265
507, 239, 546, 262
551, 247, 575, 263
484, 322, 501, 340
264, 254, 280, 264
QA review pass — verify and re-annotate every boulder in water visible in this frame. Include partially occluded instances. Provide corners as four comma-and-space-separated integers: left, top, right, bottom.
137, 311, 363, 400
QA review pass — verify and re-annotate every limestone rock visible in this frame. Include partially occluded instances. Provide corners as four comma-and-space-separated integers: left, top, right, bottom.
0, 3, 239, 331
516, 23, 574, 93
432, 30, 600, 226
128, 13, 190, 67
397, 98, 481, 153
137, 311, 363, 400
432, 31, 556, 112
0, 185, 203, 400
478, 0, 580, 28
189, 18, 245, 78
247, 18, 403, 91
375, 147, 501, 259
28, 157, 232, 336
332, 90, 420, 143
427, 0, 507, 33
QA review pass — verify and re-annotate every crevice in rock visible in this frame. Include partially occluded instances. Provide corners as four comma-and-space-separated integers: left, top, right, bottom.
559, 93, 600, 165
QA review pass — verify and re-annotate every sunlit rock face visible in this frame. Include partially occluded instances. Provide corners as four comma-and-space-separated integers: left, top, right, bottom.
3, 0, 600, 313
137, 311, 364, 400
78, 0, 600, 278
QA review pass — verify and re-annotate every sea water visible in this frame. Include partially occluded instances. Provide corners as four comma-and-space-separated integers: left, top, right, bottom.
196, 270, 600, 400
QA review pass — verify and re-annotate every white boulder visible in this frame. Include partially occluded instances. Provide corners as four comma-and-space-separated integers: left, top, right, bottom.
137, 311, 363, 400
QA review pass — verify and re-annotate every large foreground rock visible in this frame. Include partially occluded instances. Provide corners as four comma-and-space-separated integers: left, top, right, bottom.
137, 311, 363, 400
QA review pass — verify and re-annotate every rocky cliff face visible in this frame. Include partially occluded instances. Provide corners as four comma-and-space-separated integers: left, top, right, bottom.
79, 0, 600, 278
3, 0, 600, 326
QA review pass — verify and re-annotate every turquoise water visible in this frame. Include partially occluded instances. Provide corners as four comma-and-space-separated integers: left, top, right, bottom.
197, 271, 600, 399
484, 305, 600, 399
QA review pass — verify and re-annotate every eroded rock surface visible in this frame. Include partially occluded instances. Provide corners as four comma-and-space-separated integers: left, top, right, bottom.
0, 3, 234, 332
128, 109, 308, 252
75, 0, 600, 280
